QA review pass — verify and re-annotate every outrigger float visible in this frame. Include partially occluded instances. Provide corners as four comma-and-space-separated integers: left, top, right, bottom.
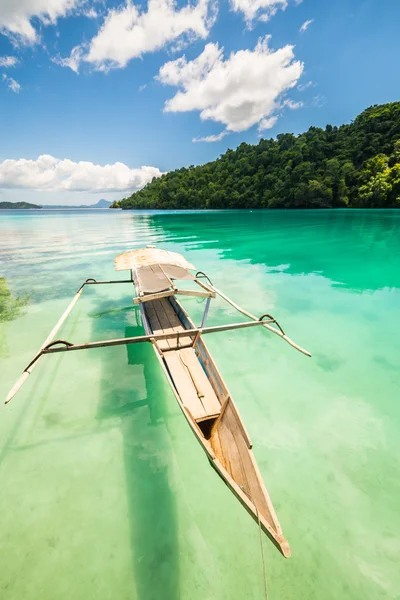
6, 247, 311, 558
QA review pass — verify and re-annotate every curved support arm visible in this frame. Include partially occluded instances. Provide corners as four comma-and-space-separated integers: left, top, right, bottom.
6, 277, 134, 405
195, 271, 214, 286
210, 284, 312, 358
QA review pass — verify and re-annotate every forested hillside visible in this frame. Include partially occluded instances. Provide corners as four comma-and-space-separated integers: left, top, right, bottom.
0, 202, 41, 209
113, 102, 400, 210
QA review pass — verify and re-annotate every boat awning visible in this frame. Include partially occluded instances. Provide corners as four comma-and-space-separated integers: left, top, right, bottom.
115, 247, 196, 294
115, 247, 195, 272
136, 264, 194, 293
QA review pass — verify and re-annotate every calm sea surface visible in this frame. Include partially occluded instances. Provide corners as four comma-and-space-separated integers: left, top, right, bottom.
0, 209, 399, 600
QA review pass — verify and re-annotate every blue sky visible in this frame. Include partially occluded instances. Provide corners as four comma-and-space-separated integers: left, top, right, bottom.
0, 0, 399, 205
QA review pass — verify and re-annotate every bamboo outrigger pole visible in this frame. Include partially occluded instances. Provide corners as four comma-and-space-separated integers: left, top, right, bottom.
5, 288, 83, 404
5, 278, 133, 405
5, 319, 276, 404
5, 273, 311, 405
194, 278, 312, 358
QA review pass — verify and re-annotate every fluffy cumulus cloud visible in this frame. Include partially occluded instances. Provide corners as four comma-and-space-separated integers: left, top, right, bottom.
0, 55, 19, 67
83, 0, 216, 72
0, 155, 163, 192
0, 0, 82, 45
159, 36, 303, 135
229, 0, 287, 25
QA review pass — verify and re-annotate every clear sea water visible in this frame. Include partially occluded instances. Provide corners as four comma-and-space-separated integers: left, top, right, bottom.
0, 209, 399, 600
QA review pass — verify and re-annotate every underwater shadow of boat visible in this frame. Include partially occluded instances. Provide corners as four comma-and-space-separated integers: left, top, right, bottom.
93, 302, 180, 600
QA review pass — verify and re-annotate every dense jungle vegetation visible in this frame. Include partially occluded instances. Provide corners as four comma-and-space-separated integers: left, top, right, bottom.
112, 102, 400, 210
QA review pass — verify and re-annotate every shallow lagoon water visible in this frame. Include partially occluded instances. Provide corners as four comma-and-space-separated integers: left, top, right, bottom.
0, 209, 399, 599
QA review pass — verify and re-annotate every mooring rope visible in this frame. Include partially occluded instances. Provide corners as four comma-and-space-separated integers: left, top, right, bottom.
241, 486, 269, 600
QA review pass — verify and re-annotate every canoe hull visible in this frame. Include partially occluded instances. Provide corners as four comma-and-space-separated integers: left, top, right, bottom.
137, 291, 290, 557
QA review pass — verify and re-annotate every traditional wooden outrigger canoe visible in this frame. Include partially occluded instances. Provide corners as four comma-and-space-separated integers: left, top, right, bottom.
6, 247, 311, 558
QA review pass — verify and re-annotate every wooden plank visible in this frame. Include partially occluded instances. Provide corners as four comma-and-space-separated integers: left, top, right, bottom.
222, 395, 252, 450
210, 427, 224, 464
157, 299, 192, 346
158, 264, 176, 290
210, 456, 291, 558
179, 348, 221, 416
145, 301, 169, 351
195, 342, 227, 402
217, 401, 276, 532
133, 290, 174, 304
163, 352, 207, 420
217, 416, 249, 492
159, 298, 183, 327
224, 402, 270, 520
152, 300, 176, 350
175, 289, 215, 299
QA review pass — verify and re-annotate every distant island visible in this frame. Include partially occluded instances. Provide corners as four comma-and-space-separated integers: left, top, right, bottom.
0, 201, 42, 209
41, 199, 112, 209
0, 199, 112, 209
111, 101, 400, 210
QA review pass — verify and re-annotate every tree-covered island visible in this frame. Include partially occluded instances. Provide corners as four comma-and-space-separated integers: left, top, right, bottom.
112, 102, 400, 210
0, 202, 42, 209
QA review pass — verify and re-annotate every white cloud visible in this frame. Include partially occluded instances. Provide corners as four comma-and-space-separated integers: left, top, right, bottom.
84, 0, 216, 72
52, 45, 83, 73
299, 18, 314, 33
0, 55, 19, 67
283, 98, 303, 109
0, 0, 82, 45
0, 155, 163, 192
159, 36, 303, 134
192, 131, 227, 142
83, 7, 98, 18
297, 80, 314, 91
312, 94, 326, 108
2, 74, 21, 93
258, 115, 278, 131
229, 0, 286, 25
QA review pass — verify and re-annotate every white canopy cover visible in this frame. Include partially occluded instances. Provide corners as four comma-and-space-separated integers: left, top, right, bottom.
114, 247, 195, 272
114, 247, 196, 294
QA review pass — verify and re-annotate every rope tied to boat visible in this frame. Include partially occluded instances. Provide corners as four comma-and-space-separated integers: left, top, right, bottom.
240, 486, 269, 600
258, 314, 285, 336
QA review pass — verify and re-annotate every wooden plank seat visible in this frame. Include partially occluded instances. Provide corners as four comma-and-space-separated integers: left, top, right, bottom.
144, 298, 221, 421
145, 298, 192, 348
166, 348, 221, 421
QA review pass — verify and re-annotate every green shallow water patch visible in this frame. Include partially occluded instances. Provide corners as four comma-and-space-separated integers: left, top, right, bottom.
0, 209, 399, 600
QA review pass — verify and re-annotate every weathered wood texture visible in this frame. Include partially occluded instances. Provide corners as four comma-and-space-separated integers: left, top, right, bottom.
143, 295, 288, 555
210, 400, 281, 537
146, 298, 221, 420
115, 247, 195, 271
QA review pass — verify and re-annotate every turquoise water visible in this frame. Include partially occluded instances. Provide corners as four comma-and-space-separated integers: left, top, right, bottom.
0, 209, 399, 599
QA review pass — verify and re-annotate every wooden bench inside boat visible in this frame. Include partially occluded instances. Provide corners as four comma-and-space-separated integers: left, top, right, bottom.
144, 297, 221, 424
